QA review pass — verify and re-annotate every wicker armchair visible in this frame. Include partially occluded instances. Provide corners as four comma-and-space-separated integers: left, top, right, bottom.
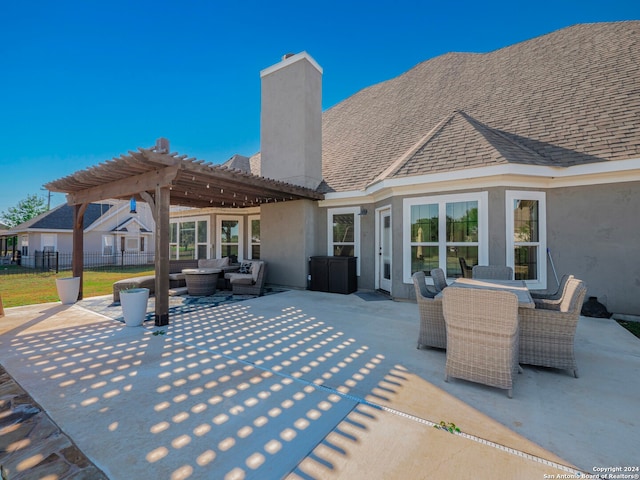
459, 257, 473, 278
430, 268, 448, 292
531, 274, 573, 303
472, 265, 514, 280
442, 287, 520, 398
226, 260, 267, 296
412, 272, 446, 350
519, 278, 587, 378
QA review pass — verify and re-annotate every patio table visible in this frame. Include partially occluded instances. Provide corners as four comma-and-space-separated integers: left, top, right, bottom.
437, 278, 534, 309
182, 268, 221, 296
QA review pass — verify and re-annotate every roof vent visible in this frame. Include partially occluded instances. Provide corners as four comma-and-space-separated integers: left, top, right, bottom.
282, 53, 295, 61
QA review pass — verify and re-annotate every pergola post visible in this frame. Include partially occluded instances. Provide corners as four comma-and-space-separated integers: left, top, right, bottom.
154, 186, 170, 326
72, 203, 88, 300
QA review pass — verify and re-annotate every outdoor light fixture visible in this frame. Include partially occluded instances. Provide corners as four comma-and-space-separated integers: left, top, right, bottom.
129, 197, 137, 214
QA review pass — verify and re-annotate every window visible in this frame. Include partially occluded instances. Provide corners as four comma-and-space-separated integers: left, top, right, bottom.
506, 191, 546, 288
217, 215, 243, 261
41, 234, 56, 253
170, 217, 210, 260
327, 207, 360, 274
21, 235, 28, 256
125, 237, 139, 251
403, 193, 488, 282
102, 235, 114, 255
248, 215, 260, 260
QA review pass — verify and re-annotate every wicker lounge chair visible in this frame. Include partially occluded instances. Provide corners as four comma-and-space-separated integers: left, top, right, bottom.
412, 271, 446, 350
519, 278, 587, 378
472, 265, 514, 280
442, 287, 520, 398
430, 268, 448, 292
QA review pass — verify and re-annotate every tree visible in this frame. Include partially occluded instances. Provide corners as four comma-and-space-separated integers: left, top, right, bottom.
0, 194, 48, 228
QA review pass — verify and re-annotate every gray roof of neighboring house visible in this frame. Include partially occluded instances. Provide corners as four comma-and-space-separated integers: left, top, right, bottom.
248, 22, 640, 193
7, 203, 113, 232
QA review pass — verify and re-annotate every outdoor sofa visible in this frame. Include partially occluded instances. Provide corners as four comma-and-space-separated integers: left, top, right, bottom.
112, 257, 239, 302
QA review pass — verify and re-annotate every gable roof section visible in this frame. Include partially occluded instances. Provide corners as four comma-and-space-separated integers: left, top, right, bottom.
386, 110, 599, 180
112, 217, 152, 233
320, 21, 640, 192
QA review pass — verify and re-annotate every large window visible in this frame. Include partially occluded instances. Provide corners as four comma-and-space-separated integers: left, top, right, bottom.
102, 235, 114, 256
41, 234, 56, 253
248, 215, 260, 260
327, 207, 360, 274
170, 216, 210, 260
216, 215, 243, 261
506, 191, 546, 288
21, 235, 28, 256
403, 193, 488, 282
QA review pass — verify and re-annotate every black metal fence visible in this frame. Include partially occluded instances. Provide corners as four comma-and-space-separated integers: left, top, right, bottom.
0, 251, 155, 276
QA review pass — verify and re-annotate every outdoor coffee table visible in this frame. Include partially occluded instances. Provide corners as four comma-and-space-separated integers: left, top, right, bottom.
181, 268, 221, 296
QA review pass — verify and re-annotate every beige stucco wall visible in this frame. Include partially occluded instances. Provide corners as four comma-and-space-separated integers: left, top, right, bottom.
261, 199, 320, 289
546, 182, 640, 315
377, 183, 639, 315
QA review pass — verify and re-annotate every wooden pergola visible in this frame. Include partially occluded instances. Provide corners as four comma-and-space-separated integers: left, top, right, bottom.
45, 138, 323, 325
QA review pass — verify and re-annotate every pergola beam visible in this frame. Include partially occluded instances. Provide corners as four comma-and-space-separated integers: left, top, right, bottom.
63, 166, 180, 205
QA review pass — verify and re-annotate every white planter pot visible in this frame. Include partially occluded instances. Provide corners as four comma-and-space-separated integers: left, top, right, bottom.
56, 277, 80, 305
120, 288, 150, 327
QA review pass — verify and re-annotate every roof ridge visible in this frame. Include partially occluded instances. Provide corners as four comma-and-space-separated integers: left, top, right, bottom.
367, 111, 460, 187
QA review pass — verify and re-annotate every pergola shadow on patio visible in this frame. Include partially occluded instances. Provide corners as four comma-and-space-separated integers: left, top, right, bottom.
1, 290, 638, 479
44, 138, 323, 325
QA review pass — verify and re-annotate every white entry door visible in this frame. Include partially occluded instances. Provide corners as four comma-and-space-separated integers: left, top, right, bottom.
378, 208, 392, 292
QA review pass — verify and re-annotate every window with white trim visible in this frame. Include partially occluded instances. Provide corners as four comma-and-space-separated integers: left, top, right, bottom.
217, 215, 243, 261
102, 235, 114, 256
248, 215, 260, 260
125, 236, 139, 252
403, 192, 488, 282
327, 207, 360, 274
41, 234, 56, 253
506, 191, 546, 288
21, 235, 28, 256
170, 216, 210, 260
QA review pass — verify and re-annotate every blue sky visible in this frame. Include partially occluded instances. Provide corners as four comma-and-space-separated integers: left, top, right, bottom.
0, 0, 637, 214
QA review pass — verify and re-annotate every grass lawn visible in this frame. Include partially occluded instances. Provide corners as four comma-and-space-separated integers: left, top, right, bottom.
0, 268, 155, 308
617, 320, 640, 339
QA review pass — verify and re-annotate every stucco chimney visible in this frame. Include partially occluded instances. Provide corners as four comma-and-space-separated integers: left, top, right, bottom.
260, 52, 323, 190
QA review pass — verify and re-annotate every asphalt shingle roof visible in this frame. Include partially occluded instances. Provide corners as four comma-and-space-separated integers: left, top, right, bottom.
320, 21, 640, 192
18, 203, 113, 231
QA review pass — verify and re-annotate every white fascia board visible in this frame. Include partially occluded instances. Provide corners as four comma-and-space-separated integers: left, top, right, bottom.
24, 228, 71, 234
365, 158, 640, 194
319, 191, 374, 208
320, 158, 640, 205
260, 51, 323, 77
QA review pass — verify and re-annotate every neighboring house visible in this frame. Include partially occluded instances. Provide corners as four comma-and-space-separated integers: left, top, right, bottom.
0, 200, 155, 268
169, 21, 640, 315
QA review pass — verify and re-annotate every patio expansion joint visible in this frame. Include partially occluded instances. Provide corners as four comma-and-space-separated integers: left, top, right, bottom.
162, 330, 586, 477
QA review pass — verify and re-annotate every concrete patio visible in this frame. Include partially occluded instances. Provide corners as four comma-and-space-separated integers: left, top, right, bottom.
1, 289, 638, 479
